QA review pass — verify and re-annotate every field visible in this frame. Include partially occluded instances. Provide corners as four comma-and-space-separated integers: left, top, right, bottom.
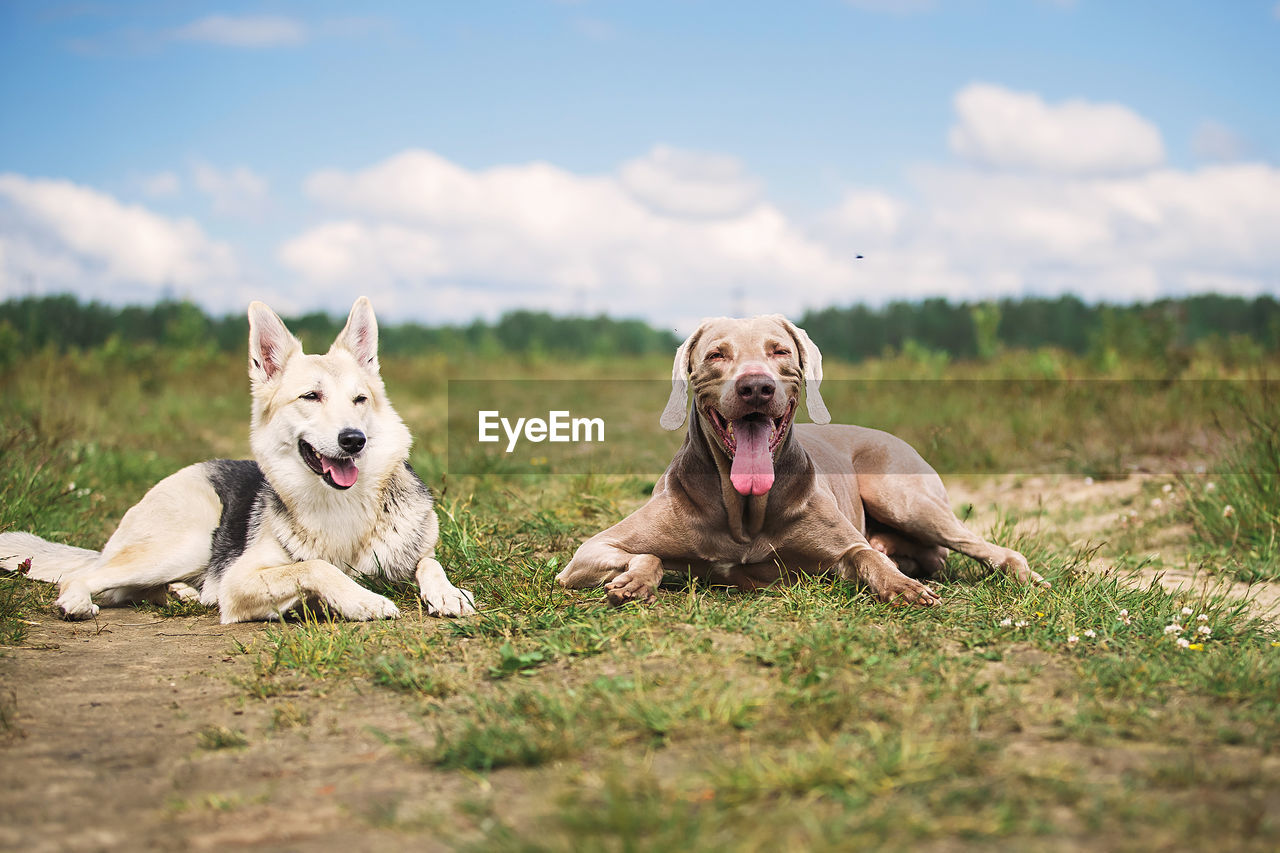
2, 343, 1279, 851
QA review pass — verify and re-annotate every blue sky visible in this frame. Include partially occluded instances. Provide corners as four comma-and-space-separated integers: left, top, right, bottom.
2, 1, 1278, 329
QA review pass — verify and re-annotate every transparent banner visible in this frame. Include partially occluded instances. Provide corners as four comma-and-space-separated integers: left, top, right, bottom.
446, 379, 1274, 477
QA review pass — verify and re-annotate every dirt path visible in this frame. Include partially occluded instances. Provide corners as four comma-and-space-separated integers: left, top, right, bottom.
0, 613, 476, 852
949, 472, 1280, 619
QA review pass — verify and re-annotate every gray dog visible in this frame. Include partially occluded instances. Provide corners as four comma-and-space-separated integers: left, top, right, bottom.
556, 314, 1042, 605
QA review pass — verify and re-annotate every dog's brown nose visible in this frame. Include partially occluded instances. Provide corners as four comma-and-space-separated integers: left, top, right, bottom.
735, 373, 776, 406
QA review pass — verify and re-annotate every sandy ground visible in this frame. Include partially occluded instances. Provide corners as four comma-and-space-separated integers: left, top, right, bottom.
949, 472, 1280, 619
0, 613, 488, 852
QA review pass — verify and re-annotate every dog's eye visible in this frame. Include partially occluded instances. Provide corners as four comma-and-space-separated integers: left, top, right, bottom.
353, 395, 368, 404
772, 348, 792, 357
299, 391, 321, 401
706, 351, 725, 362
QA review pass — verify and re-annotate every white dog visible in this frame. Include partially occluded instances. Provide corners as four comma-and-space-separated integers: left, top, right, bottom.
0, 298, 476, 624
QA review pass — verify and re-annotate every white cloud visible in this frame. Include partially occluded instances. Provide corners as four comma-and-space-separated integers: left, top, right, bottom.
281, 102, 1280, 326
191, 161, 269, 217
14, 84, 1271, 326
816, 189, 907, 248
1192, 119, 1250, 163
817, 162, 1280, 304
139, 171, 181, 198
172, 15, 306, 48
948, 83, 1165, 175
285, 147, 851, 326
0, 174, 240, 305
618, 145, 762, 219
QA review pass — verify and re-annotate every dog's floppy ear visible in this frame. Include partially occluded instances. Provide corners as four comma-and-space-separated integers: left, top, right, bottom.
659, 325, 704, 431
779, 317, 831, 425
247, 301, 302, 385
333, 296, 379, 373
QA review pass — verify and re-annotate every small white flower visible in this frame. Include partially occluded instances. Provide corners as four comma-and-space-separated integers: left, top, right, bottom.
1084, 476, 1094, 486
1151, 498, 1163, 508
1119, 609, 1129, 618
999, 618, 1013, 627
1181, 607, 1193, 617
1014, 620, 1029, 628
1206, 482, 1216, 492
1162, 483, 1173, 494
1194, 464, 1207, 474
1083, 629, 1097, 639
1223, 505, 1235, 518
1067, 635, 1079, 644
1197, 614, 1208, 622
1176, 637, 1190, 648
66, 481, 76, 492
1197, 626, 1211, 636
1164, 624, 1183, 634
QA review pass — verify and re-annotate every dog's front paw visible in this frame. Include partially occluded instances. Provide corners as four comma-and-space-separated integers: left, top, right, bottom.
874, 573, 940, 607
56, 582, 99, 620
421, 585, 476, 618
850, 549, 940, 607
605, 573, 657, 607
168, 582, 201, 602
338, 592, 401, 621
1003, 551, 1049, 588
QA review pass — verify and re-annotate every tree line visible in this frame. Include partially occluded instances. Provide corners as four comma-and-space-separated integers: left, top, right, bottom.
2, 292, 1278, 363
0, 296, 679, 359
798, 294, 1280, 362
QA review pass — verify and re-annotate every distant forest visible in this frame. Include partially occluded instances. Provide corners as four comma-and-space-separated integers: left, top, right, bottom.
2, 293, 1278, 363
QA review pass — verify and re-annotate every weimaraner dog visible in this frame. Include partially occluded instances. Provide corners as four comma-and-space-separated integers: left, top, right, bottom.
556, 315, 1043, 606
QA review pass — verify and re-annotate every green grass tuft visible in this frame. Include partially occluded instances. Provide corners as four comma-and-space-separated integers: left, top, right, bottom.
1184, 387, 1280, 582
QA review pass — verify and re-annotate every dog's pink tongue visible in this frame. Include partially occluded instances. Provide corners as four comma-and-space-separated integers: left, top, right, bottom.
322, 456, 359, 488
729, 418, 774, 496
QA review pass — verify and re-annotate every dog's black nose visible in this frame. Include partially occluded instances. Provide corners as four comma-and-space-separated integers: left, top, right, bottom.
338, 428, 366, 454
735, 373, 776, 405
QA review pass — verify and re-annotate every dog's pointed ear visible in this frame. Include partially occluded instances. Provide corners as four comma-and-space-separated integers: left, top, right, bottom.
333, 296, 379, 373
659, 326, 702, 431
247, 301, 301, 384
780, 317, 831, 425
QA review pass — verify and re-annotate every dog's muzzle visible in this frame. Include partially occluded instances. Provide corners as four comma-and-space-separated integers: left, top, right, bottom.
299, 439, 360, 490
706, 397, 797, 496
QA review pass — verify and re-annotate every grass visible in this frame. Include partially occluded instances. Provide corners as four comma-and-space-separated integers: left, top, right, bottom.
2, 346, 1280, 848
195, 725, 249, 751
1184, 385, 1280, 582
0, 571, 52, 646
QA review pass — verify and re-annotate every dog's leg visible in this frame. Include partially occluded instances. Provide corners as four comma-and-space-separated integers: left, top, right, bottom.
839, 543, 942, 606
218, 557, 401, 624
604, 554, 664, 606
779, 495, 941, 606
55, 527, 216, 619
51, 465, 223, 619
867, 529, 948, 578
168, 582, 201, 602
558, 537, 664, 606
860, 474, 1044, 586
415, 556, 475, 617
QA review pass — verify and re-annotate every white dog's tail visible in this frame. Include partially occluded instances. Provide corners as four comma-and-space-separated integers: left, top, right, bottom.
0, 532, 100, 583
